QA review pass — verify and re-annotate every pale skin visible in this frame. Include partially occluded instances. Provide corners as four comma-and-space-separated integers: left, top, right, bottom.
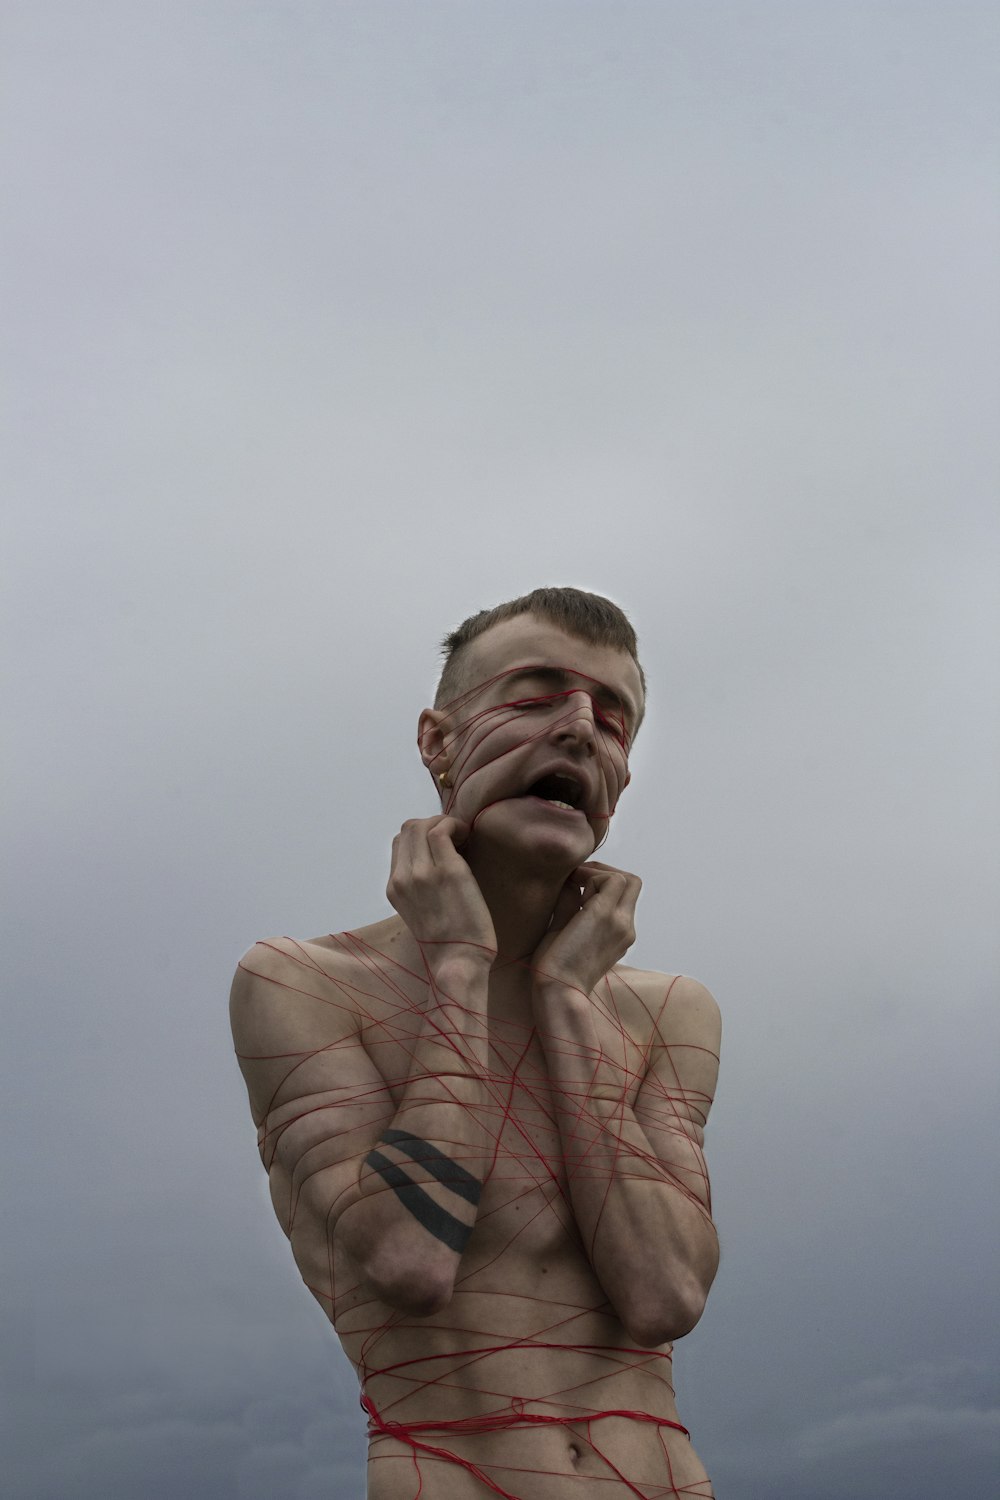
231, 615, 722, 1499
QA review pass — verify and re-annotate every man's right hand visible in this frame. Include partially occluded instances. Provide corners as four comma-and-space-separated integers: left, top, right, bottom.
387, 816, 498, 971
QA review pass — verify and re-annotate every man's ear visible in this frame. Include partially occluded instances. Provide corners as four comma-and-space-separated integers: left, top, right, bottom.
417, 707, 448, 774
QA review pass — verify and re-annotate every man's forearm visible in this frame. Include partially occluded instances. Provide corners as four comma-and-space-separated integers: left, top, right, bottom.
533, 979, 718, 1346
334, 957, 497, 1312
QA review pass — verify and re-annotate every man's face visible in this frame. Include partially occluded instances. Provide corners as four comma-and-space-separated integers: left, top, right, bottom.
421, 615, 644, 867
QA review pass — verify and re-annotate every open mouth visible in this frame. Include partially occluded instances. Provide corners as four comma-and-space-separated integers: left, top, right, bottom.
523, 772, 587, 814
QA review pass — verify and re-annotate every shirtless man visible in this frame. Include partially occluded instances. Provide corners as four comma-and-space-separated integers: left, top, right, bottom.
230, 587, 721, 1499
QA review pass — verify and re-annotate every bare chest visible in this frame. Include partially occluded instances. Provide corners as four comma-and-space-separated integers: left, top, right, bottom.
359, 983, 646, 1267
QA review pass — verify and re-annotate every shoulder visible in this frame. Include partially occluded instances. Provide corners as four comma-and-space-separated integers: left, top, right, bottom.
231, 935, 329, 1004
231, 935, 302, 991
230, 917, 411, 1022
613, 966, 721, 1048
229, 934, 366, 1042
619, 972, 722, 1118
229, 935, 367, 1125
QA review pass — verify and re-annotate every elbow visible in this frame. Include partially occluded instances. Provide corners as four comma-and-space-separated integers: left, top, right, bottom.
620, 1274, 712, 1347
355, 1240, 457, 1317
622, 1298, 704, 1347
333, 1199, 459, 1316
371, 1267, 455, 1317
668, 1285, 710, 1341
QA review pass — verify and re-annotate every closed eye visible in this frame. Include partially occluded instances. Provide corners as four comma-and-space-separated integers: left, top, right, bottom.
594, 707, 627, 747
508, 693, 627, 747
509, 695, 559, 711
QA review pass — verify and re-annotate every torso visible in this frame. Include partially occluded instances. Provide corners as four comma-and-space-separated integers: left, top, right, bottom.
260, 921, 714, 1499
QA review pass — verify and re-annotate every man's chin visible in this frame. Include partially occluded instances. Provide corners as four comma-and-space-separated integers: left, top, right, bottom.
469, 800, 596, 866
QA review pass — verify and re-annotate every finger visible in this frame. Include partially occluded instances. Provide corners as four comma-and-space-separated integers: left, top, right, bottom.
426, 816, 471, 864
577, 862, 640, 894
398, 817, 439, 881
580, 870, 635, 913
548, 875, 585, 933
390, 827, 413, 882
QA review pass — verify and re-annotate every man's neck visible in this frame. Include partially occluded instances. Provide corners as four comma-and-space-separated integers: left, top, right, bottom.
463, 846, 570, 971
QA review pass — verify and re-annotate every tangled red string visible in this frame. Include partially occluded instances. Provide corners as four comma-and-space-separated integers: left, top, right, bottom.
362, 1389, 691, 1499
234, 665, 719, 1498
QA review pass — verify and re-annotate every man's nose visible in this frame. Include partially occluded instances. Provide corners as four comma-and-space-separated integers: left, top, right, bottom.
551, 692, 598, 755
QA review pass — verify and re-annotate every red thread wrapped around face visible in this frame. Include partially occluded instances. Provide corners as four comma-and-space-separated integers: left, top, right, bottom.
426, 665, 632, 853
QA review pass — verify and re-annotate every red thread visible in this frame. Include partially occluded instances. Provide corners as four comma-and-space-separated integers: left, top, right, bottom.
235, 667, 718, 1498
362, 1391, 692, 1499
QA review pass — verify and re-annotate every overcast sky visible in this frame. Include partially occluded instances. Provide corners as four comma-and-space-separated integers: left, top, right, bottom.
4, 3, 999, 1497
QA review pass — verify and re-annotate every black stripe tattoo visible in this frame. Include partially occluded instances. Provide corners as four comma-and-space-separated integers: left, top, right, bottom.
380, 1129, 482, 1206
365, 1150, 473, 1253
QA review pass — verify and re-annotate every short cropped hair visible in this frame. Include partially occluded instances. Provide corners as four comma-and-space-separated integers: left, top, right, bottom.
435, 586, 646, 720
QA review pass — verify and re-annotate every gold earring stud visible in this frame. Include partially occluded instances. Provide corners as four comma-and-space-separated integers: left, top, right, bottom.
438, 770, 452, 789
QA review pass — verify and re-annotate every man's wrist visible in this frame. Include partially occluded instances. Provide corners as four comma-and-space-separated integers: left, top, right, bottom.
427, 952, 493, 998
531, 973, 593, 1009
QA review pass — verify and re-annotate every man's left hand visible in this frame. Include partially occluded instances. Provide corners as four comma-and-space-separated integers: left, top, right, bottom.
530, 862, 642, 999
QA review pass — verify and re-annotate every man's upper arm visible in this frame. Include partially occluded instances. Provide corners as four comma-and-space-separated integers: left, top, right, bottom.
632, 975, 721, 1215
230, 939, 396, 1242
